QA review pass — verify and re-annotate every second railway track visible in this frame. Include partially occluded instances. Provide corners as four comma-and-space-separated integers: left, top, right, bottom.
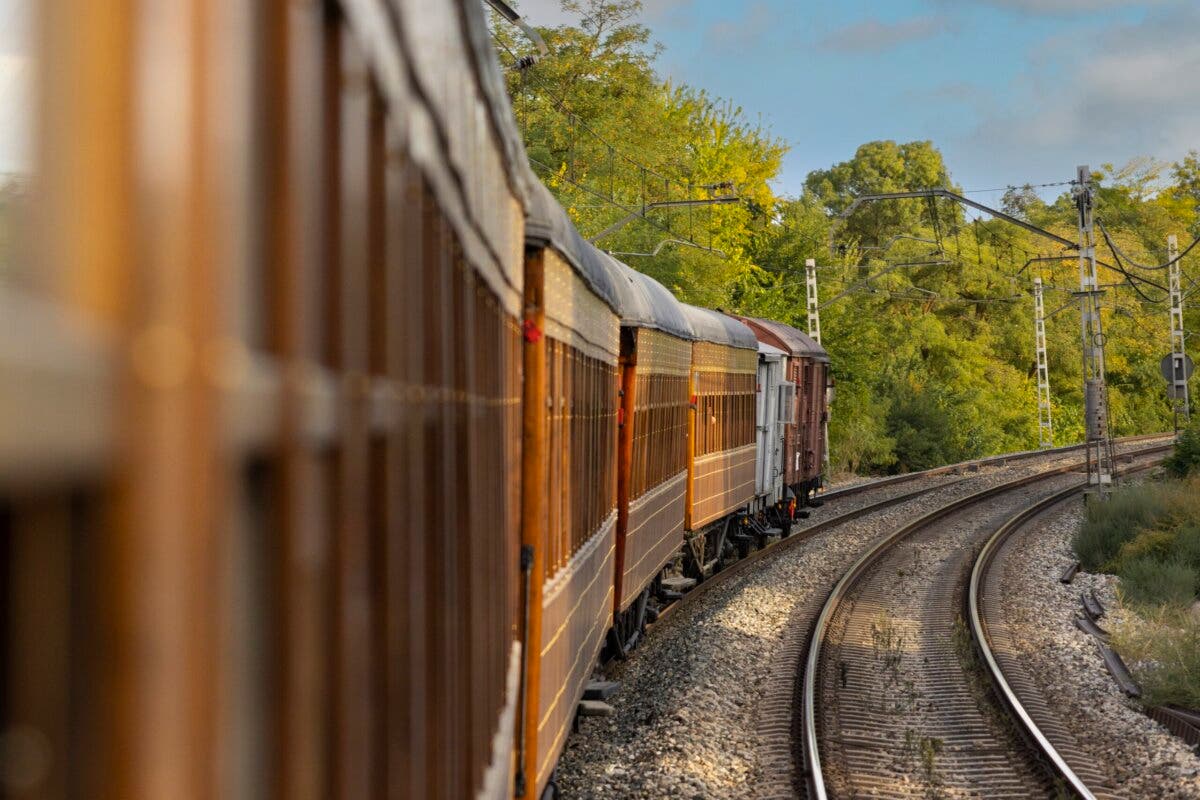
802, 443, 1171, 800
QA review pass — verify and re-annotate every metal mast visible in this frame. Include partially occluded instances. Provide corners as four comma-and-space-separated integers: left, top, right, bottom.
805, 258, 822, 343
1168, 234, 1190, 428
1073, 165, 1114, 492
1033, 277, 1053, 448
805, 258, 831, 474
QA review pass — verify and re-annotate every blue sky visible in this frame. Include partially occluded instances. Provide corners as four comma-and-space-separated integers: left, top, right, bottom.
516, 0, 1200, 199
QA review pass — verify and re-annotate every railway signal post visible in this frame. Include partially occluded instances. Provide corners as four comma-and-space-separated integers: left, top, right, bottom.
1167, 234, 1190, 430
1033, 277, 1053, 448
806, 258, 831, 474
1073, 165, 1115, 494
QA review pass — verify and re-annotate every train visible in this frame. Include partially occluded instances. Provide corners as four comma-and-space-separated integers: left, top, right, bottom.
0, 2, 828, 799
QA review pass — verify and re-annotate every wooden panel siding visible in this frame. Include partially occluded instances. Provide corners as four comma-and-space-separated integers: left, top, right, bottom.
9, 3, 526, 798
686, 341, 757, 531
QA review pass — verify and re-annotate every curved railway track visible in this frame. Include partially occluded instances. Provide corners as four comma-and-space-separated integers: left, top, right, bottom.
968, 453, 1169, 800
655, 432, 1167, 632
801, 443, 1170, 800
559, 436, 1170, 798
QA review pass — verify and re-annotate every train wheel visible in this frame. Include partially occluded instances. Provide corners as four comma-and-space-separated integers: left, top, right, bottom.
607, 587, 650, 659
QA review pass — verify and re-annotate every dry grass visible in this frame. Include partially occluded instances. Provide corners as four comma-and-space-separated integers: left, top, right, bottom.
1110, 607, 1200, 709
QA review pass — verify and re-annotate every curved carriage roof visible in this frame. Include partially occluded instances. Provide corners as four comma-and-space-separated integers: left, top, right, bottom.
523, 179, 622, 312
601, 254, 694, 340
680, 305, 759, 350
735, 316, 830, 362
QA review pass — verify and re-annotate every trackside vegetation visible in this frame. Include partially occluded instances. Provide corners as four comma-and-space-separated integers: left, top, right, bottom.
1074, 429, 1200, 707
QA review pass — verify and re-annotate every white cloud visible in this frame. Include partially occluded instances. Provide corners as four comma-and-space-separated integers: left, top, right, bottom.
819, 15, 952, 53
960, 0, 1163, 13
962, 4, 1200, 179
703, 3, 774, 52
512, 0, 693, 28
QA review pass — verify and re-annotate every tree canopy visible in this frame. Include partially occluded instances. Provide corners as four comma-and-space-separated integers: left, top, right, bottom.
496, 0, 1200, 476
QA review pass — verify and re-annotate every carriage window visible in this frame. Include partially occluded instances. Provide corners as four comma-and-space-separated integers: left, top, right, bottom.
0, 0, 31, 284
778, 382, 796, 424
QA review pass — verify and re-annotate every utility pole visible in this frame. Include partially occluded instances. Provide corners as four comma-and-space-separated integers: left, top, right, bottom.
1167, 234, 1190, 429
805, 258, 831, 475
1073, 165, 1115, 493
1033, 277, 1054, 448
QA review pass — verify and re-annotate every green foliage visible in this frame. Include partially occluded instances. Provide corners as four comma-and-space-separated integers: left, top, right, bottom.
497, 3, 1197, 478
1073, 484, 1169, 572
1164, 420, 1200, 477
1119, 557, 1198, 608
1073, 480, 1200, 611
495, 0, 784, 307
886, 389, 956, 472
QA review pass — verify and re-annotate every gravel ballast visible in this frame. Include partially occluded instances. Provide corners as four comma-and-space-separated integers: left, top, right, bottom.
555, 454, 1107, 798
997, 496, 1200, 799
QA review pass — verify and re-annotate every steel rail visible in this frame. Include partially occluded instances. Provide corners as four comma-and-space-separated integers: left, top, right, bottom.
648, 433, 1165, 636
802, 463, 1079, 798
967, 449, 1170, 800
802, 442, 1171, 799
820, 432, 1166, 504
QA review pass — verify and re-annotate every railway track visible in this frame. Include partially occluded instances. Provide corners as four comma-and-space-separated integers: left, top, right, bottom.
655, 433, 1169, 632
968, 452, 1169, 800
558, 436, 1170, 798
801, 443, 1170, 800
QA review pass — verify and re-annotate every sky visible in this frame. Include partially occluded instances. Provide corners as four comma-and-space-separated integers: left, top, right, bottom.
513, 0, 1200, 199
3, 0, 1196, 196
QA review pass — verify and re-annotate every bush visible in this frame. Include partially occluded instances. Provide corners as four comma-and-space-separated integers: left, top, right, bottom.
1173, 523, 1200, 572
1072, 485, 1169, 571
1118, 557, 1199, 609
1164, 421, 1200, 477
1108, 528, 1178, 573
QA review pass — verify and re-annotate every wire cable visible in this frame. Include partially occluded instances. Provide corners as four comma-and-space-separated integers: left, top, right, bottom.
1095, 219, 1200, 271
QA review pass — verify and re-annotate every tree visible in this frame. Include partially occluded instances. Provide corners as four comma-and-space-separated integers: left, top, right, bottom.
494, 0, 784, 306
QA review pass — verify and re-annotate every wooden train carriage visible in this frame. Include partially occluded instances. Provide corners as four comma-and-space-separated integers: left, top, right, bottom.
5, 1, 527, 798
520, 181, 623, 798
730, 316, 830, 500
603, 255, 695, 650
802, 344, 831, 491
679, 306, 760, 572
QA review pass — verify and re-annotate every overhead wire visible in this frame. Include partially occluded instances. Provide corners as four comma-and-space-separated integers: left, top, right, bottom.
1095, 219, 1200, 271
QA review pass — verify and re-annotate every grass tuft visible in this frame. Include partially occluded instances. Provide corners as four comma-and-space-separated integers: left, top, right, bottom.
1118, 557, 1198, 609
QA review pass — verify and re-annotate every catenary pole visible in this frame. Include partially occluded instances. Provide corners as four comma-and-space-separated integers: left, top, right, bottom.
1168, 234, 1190, 430
1034, 277, 1053, 448
805, 258, 831, 475
1073, 166, 1115, 494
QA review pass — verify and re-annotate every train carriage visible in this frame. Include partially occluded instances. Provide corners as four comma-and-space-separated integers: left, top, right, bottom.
520, 181, 623, 799
679, 306, 761, 577
731, 316, 831, 504
5, 1, 529, 798
4, 1, 837, 798
752, 340, 793, 515
604, 256, 695, 654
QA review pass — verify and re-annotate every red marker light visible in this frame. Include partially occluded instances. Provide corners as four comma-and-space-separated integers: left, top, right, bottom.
522, 319, 543, 343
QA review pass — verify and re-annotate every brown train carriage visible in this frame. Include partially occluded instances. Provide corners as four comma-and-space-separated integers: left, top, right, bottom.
4, 1, 527, 799
603, 256, 696, 653
520, 182, 623, 799
679, 306, 761, 576
729, 316, 830, 502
